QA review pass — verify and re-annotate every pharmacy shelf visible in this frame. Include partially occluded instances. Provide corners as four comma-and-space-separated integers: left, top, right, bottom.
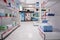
38, 27, 45, 40
0, 1, 20, 40
38, 25, 60, 40
0, 25, 20, 40
0, 1, 19, 11
44, 32, 60, 40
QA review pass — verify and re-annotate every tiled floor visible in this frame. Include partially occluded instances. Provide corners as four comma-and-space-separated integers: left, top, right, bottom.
5, 22, 43, 40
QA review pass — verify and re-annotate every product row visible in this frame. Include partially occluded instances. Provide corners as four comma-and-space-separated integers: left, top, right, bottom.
0, 13, 15, 17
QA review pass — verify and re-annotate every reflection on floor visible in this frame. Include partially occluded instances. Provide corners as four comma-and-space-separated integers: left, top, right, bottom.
5, 22, 43, 40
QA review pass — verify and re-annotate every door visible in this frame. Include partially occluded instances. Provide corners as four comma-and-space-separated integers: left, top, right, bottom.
25, 13, 31, 21
20, 12, 25, 21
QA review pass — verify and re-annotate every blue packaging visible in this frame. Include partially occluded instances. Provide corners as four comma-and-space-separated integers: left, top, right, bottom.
42, 20, 48, 23
0, 13, 5, 17
44, 26, 53, 32
48, 14, 55, 16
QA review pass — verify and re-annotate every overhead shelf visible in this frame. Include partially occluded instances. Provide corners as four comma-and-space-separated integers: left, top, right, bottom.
0, 0, 19, 11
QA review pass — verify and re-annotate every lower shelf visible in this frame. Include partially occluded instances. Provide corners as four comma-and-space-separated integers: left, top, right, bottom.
0, 25, 20, 40
38, 27, 60, 40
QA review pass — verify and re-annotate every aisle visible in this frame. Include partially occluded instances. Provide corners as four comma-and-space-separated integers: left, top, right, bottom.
5, 22, 43, 40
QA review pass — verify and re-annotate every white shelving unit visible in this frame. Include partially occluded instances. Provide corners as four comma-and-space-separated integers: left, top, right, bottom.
0, 0, 20, 40
38, 0, 60, 40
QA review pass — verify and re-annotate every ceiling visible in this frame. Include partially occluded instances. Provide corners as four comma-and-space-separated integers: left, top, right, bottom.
45, 0, 60, 8
20, 0, 41, 4
19, 0, 60, 10
19, 0, 41, 10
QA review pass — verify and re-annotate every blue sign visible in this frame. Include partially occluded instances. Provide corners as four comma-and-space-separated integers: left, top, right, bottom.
36, 2, 39, 7
15, 0, 20, 8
